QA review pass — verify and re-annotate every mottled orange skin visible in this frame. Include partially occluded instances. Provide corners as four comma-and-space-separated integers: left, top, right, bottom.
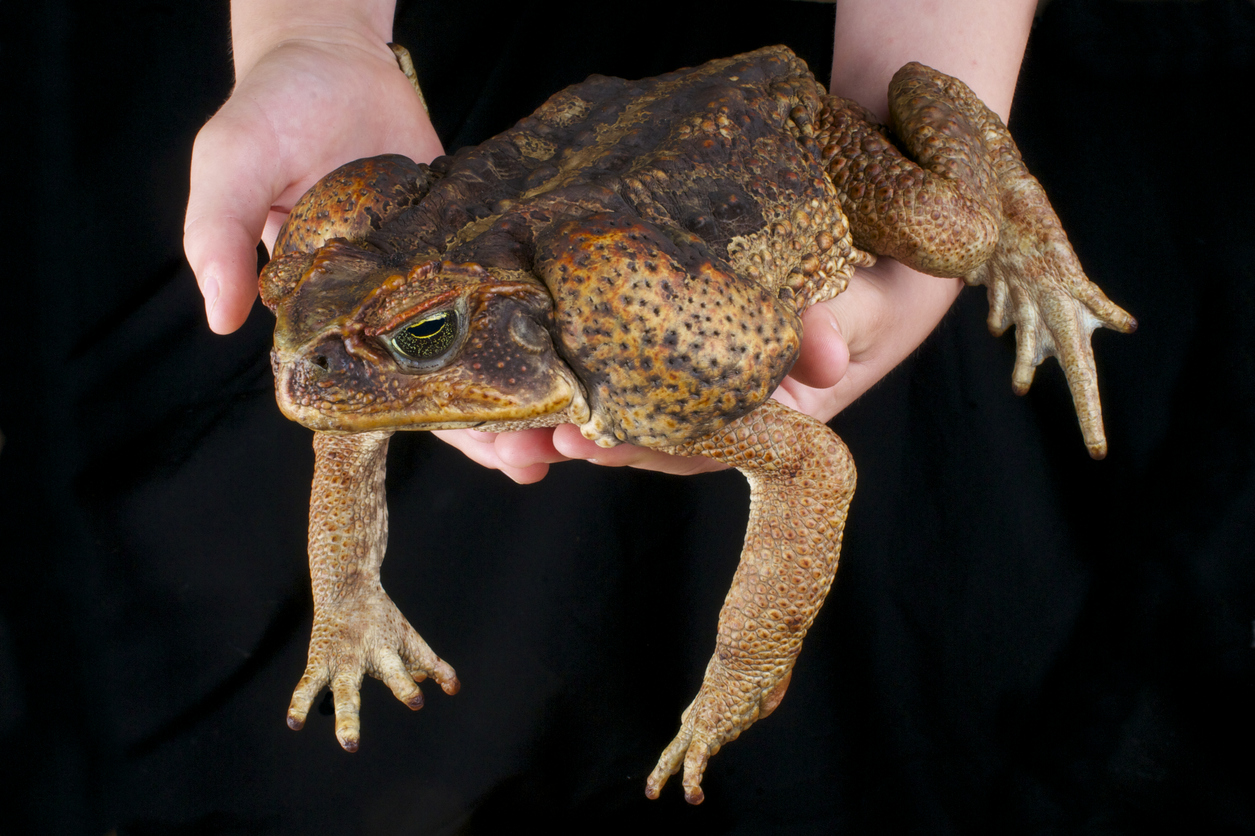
535, 212, 803, 446
260, 46, 1133, 804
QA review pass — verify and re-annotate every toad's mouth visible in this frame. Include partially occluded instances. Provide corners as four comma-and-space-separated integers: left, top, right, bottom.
270, 347, 580, 434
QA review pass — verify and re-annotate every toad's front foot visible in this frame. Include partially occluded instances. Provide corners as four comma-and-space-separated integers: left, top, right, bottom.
286, 584, 459, 752
646, 664, 794, 804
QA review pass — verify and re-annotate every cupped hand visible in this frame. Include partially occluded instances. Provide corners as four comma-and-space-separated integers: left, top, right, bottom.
434, 260, 963, 483
184, 29, 442, 334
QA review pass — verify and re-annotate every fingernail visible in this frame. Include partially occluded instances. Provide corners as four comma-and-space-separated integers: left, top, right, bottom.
203, 275, 220, 320
822, 308, 842, 337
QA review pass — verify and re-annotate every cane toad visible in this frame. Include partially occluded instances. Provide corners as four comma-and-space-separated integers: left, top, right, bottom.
259, 45, 1134, 803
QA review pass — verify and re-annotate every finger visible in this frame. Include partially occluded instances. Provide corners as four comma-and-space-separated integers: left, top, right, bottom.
493, 428, 574, 470
183, 212, 265, 334
829, 262, 964, 362
807, 262, 964, 415
262, 207, 292, 256
772, 376, 840, 423
550, 424, 726, 475
431, 429, 551, 484
796, 290, 888, 419
374, 652, 424, 710
790, 305, 850, 389
331, 666, 365, 752
286, 662, 329, 730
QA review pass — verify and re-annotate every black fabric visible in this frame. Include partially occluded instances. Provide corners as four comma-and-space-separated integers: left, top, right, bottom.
3, 0, 1253, 833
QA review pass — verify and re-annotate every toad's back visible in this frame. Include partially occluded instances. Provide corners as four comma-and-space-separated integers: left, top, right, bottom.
375, 46, 859, 293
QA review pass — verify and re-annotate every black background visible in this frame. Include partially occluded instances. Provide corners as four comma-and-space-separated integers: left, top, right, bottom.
3, 1, 1254, 833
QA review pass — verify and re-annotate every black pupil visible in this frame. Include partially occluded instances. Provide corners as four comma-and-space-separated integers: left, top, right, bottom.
393, 312, 457, 359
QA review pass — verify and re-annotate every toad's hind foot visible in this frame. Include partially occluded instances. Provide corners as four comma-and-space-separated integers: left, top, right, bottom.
968, 184, 1136, 458
891, 62, 1136, 458
646, 668, 794, 804
647, 400, 856, 803
820, 63, 1135, 457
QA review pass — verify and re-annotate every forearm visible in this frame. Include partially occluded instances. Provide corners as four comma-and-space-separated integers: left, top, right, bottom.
831, 0, 1037, 123
230, 0, 397, 79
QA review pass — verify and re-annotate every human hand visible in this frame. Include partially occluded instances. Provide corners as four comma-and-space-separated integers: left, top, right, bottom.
434, 261, 962, 484
184, 6, 440, 334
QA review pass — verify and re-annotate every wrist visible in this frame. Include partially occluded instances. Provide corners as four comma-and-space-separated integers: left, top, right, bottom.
230, 0, 397, 81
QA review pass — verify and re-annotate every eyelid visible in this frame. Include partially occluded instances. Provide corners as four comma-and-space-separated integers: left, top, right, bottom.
407, 310, 452, 335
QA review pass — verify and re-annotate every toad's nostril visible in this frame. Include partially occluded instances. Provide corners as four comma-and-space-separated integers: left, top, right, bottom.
311, 354, 329, 371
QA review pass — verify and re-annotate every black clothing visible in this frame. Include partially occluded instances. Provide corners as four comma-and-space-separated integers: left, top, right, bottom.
4, 1, 1253, 833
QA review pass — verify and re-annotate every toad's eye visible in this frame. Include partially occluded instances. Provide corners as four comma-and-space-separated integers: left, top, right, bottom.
391, 310, 459, 360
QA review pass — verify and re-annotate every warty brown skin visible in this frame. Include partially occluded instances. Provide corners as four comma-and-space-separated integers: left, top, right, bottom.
259, 45, 1134, 803
285, 430, 460, 751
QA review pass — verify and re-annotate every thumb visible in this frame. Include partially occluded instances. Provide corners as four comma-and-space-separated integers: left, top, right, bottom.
811, 261, 964, 408
183, 106, 283, 334
790, 304, 851, 390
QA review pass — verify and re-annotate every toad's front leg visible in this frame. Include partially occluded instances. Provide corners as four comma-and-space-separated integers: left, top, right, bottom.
286, 430, 460, 751
647, 400, 856, 804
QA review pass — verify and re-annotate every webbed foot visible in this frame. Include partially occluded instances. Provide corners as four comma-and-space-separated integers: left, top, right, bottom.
819, 63, 1135, 456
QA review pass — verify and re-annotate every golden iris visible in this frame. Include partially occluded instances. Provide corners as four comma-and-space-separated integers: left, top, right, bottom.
392, 311, 458, 359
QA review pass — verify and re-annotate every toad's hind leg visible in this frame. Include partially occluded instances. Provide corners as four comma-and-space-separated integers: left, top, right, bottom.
819, 64, 1135, 458
646, 400, 855, 804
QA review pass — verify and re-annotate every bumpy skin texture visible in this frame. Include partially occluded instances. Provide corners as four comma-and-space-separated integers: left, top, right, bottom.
535, 212, 803, 446
272, 154, 436, 261
821, 65, 1136, 456
647, 399, 856, 803
260, 46, 1133, 803
285, 431, 460, 752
